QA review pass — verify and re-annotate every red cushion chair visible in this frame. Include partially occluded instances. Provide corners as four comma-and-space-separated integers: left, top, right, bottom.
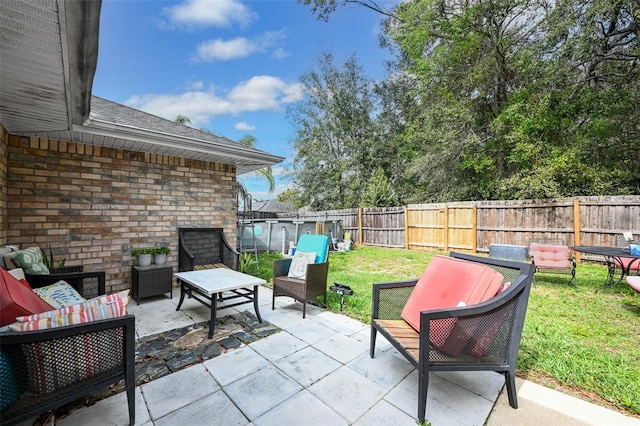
401, 255, 504, 355
529, 239, 576, 288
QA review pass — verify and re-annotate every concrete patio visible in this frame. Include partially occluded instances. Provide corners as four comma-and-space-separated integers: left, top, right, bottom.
15, 284, 637, 426
45, 286, 505, 426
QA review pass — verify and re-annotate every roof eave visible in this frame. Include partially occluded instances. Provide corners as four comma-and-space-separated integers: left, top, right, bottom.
76, 118, 284, 174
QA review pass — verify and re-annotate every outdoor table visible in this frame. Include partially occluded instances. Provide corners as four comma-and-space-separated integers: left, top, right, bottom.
571, 246, 640, 292
175, 268, 266, 338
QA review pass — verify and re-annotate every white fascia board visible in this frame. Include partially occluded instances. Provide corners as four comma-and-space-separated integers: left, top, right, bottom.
76, 118, 284, 167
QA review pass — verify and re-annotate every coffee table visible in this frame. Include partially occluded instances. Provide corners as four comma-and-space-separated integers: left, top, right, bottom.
175, 268, 266, 338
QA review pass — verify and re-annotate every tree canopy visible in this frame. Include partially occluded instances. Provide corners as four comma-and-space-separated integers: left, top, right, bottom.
289, 0, 639, 208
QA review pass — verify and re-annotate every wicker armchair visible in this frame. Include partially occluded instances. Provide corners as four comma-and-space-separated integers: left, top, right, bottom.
178, 227, 239, 271
370, 252, 535, 423
272, 234, 330, 318
0, 272, 136, 425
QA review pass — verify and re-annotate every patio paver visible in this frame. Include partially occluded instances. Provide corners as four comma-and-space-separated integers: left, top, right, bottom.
55, 287, 504, 426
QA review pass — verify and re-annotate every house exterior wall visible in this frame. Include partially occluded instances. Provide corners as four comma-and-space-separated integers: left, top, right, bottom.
5, 133, 237, 292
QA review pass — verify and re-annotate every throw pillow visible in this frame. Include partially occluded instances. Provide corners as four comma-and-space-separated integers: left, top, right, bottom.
9, 298, 128, 331
287, 251, 316, 279
0, 268, 54, 327
9, 247, 50, 275
17, 290, 130, 322
32, 281, 86, 309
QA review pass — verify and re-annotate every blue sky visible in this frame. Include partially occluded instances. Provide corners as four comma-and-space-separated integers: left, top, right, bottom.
92, 0, 395, 200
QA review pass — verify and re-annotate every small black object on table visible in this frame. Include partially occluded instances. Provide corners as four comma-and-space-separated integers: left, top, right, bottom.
330, 283, 353, 311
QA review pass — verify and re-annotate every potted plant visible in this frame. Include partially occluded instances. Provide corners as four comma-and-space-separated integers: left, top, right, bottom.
152, 247, 170, 265
131, 248, 154, 266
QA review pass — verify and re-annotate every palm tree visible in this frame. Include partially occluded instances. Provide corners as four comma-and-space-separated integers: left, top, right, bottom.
237, 135, 275, 200
175, 115, 191, 125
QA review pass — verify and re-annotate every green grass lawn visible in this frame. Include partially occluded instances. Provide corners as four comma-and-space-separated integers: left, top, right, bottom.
253, 245, 640, 417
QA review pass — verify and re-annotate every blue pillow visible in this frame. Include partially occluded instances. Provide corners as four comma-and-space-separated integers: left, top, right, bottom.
296, 235, 329, 263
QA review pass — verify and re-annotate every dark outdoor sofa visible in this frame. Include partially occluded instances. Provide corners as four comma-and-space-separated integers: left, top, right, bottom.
0, 271, 136, 426
178, 227, 239, 271
370, 252, 535, 423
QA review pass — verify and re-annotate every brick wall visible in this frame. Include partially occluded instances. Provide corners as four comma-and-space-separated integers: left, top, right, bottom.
6, 134, 238, 292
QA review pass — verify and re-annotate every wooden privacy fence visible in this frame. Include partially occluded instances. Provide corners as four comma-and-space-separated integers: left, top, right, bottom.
278, 196, 640, 259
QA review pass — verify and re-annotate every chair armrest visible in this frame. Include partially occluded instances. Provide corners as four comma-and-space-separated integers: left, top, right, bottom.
274, 258, 293, 277
371, 280, 418, 321
25, 271, 106, 299
305, 262, 329, 292
178, 239, 196, 272
220, 232, 240, 270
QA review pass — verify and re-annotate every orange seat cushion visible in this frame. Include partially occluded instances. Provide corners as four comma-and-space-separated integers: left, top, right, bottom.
400, 256, 504, 354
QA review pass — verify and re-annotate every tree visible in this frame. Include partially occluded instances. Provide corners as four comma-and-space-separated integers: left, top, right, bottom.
175, 115, 191, 124
300, 0, 639, 200
287, 51, 378, 209
277, 188, 306, 208
360, 167, 397, 207
237, 135, 276, 200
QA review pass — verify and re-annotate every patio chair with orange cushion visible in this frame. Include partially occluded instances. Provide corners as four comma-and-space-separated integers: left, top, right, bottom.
528, 239, 576, 288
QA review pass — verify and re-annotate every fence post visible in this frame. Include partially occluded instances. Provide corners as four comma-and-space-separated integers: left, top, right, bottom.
472, 205, 477, 254
444, 206, 449, 251
574, 199, 581, 263
358, 208, 363, 245
404, 205, 409, 249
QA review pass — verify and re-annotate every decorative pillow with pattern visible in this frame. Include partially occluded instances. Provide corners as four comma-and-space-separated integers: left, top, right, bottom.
32, 281, 86, 309
8, 247, 50, 275
16, 290, 130, 323
9, 297, 128, 331
287, 251, 316, 279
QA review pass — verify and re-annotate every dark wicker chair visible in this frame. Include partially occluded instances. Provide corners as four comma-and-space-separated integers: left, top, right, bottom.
0, 272, 136, 425
370, 252, 535, 423
272, 234, 330, 318
178, 227, 239, 272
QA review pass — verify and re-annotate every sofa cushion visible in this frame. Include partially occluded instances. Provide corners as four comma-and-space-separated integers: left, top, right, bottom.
287, 251, 316, 279
8, 297, 128, 331
8, 247, 50, 275
529, 243, 571, 268
0, 268, 55, 327
16, 290, 130, 323
401, 256, 504, 354
32, 281, 86, 309
296, 235, 329, 263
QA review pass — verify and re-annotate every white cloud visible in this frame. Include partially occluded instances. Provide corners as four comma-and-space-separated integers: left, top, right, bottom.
195, 37, 256, 61
188, 81, 204, 90
194, 30, 287, 62
160, 0, 256, 30
235, 121, 256, 131
228, 76, 303, 111
271, 48, 290, 59
124, 76, 303, 127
